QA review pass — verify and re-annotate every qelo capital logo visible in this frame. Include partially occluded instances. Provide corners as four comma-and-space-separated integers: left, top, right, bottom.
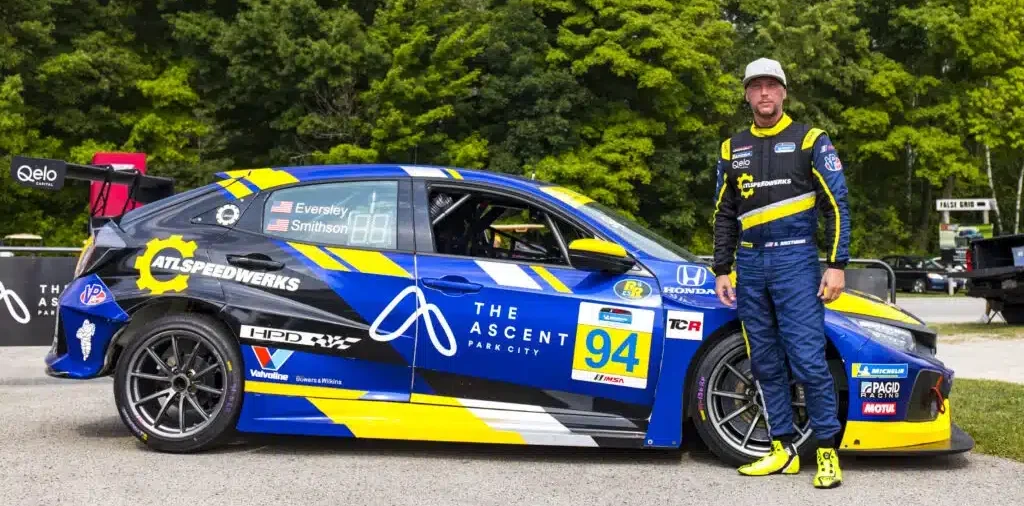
134, 235, 198, 295
676, 265, 709, 287
731, 159, 750, 169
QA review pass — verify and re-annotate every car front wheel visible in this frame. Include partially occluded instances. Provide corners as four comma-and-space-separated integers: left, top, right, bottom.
688, 330, 822, 466
113, 314, 244, 453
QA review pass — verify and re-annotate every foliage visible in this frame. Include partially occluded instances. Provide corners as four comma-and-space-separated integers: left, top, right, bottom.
1, 0, 1022, 257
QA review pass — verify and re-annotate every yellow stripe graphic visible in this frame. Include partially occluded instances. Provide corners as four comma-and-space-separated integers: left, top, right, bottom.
540, 186, 594, 208
530, 265, 572, 293
288, 242, 350, 271
739, 193, 816, 230
812, 168, 842, 262
444, 168, 463, 180
410, 393, 464, 407
218, 179, 253, 199
740, 322, 751, 358
242, 168, 299, 190
803, 128, 825, 150
325, 248, 412, 278
309, 398, 527, 444
245, 381, 366, 400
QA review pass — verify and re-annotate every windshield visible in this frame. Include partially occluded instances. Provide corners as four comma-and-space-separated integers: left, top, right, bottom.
910, 258, 944, 270
577, 201, 704, 263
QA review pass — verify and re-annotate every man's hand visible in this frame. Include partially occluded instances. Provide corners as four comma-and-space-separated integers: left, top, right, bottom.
818, 268, 845, 303
715, 274, 736, 307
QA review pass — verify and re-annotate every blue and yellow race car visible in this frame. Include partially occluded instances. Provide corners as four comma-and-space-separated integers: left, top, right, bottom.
14, 155, 973, 464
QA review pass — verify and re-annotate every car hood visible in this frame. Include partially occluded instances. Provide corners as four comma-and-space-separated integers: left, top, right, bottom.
824, 289, 926, 327
654, 262, 926, 328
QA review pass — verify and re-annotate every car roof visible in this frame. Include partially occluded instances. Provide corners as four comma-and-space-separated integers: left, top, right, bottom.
217, 164, 550, 193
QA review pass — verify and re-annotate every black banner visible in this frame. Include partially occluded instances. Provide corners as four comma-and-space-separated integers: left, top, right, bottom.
0, 257, 76, 346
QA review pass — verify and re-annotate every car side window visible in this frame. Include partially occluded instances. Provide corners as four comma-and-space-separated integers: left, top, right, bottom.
262, 180, 399, 250
426, 186, 591, 266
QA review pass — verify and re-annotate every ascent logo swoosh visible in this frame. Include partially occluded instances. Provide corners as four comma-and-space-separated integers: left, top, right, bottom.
369, 286, 457, 357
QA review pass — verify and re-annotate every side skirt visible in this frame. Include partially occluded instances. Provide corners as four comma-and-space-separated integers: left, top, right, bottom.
236, 381, 647, 448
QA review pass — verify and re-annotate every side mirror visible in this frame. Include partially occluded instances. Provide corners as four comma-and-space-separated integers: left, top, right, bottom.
568, 238, 635, 274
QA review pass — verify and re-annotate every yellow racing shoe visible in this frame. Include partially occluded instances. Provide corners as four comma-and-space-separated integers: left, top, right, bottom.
813, 448, 842, 489
737, 440, 800, 476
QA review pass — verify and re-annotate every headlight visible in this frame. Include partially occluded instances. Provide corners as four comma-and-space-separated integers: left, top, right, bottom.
853, 318, 915, 353
927, 272, 944, 280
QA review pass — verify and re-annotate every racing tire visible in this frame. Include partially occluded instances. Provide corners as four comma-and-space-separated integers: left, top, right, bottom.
113, 313, 243, 453
688, 330, 824, 467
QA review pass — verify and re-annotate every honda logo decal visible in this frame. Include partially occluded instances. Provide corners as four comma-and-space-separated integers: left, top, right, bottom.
676, 265, 709, 287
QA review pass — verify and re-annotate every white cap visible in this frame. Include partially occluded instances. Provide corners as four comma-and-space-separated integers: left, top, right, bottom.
743, 58, 787, 88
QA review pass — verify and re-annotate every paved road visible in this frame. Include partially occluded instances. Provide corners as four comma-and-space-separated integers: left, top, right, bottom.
2, 347, 1023, 506
938, 339, 1024, 384
894, 296, 1003, 324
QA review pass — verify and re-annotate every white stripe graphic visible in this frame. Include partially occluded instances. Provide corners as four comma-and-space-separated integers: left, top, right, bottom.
400, 166, 449, 178
457, 398, 546, 412
520, 433, 599, 447
474, 260, 542, 290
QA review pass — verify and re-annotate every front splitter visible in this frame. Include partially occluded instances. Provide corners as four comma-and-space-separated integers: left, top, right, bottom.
839, 423, 975, 457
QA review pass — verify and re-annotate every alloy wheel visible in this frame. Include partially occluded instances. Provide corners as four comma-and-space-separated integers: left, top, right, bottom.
123, 330, 227, 439
705, 342, 812, 458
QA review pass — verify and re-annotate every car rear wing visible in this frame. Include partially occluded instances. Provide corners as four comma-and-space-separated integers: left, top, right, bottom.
10, 155, 175, 215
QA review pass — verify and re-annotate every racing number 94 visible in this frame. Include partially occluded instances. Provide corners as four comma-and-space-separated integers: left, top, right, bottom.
571, 323, 652, 388
585, 328, 640, 372
571, 303, 655, 389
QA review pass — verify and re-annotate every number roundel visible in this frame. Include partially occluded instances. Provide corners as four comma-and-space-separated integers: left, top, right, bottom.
571, 302, 654, 389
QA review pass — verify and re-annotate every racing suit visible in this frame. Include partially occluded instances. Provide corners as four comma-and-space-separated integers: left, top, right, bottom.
711, 113, 850, 445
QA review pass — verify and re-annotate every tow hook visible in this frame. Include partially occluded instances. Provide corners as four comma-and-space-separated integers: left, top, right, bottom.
928, 376, 946, 415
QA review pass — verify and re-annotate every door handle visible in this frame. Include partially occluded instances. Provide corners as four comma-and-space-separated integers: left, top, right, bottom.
421, 277, 482, 293
226, 254, 284, 271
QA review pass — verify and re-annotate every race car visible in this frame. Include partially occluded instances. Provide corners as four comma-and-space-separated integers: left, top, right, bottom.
12, 155, 974, 464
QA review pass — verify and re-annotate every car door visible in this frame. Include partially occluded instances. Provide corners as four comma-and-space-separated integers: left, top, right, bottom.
213, 177, 419, 401
406, 180, 664, 419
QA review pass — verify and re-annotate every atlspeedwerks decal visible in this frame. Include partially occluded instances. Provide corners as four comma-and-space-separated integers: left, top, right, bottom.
133, 235, 301, 295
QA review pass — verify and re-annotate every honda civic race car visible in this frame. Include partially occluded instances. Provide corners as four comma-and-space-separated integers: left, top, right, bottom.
13, 155, 974, 464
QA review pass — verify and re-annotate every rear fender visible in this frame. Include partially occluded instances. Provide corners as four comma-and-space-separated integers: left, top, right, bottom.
96, 295, 228, 377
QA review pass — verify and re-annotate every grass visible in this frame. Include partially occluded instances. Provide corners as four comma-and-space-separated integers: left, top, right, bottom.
952, 378, 1024, 463
931, 322, 1024, 343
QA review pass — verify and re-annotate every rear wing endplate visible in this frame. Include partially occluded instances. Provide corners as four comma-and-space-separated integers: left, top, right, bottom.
10, 155, 175, 215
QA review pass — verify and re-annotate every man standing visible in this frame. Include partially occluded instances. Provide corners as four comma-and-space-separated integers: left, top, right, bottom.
711, 57, 850, 489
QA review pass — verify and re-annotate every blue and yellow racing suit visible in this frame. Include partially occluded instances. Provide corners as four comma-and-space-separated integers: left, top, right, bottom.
711, 113, 851, 445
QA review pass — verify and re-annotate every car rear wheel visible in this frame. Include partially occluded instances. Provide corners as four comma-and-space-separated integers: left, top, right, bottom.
689, 331, 821, 466
113, 314, 243, 453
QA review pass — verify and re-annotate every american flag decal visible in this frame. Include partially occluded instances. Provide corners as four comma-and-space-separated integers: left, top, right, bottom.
266, 219, 290, 232
271, 201, 293, 213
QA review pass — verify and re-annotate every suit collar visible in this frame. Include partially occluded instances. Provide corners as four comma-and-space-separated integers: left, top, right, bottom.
750, 113, 792, 137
